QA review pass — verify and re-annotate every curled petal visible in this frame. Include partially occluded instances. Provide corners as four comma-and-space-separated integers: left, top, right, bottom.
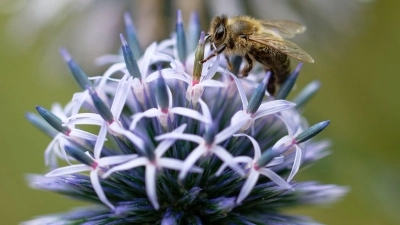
287, 145, 302, 182
259, 168, 292, 190
90, 170, 115, 210
236, 169, 259, 204
178, 145, 207, 180
45, 164, 90, 177
145, 164, 159, 209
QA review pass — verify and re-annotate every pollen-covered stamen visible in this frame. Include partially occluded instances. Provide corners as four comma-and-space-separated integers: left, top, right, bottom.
176, 9, 187, 63
193, 31, 205, 81
60, 48, 92, 90
120, 33, 141, 79
123, 12, 142, 59
36, 106, 71, 135
88, 88, 114, 124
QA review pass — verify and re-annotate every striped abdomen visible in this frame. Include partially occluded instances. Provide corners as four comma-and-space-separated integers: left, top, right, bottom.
250, 46, 291, 95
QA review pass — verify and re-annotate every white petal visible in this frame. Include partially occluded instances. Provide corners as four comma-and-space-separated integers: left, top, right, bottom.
276, 110, 296, 137
145, 164, 159, 209
145, 68, 191, 84
156, 39, 175, 52
45, 164, 90, 177
44, 135, 60, 166
220, 68, 248, 109
233, 134, 261, 159
259, 168, 292, 190
178, 145, 207, 180
236, 169, 259, 204
90, 170, 115, 210
198, 79, 226, 88
287, 145, 302, 182
215, 156, 252, 176
98, 154, 138, 166
203, 55, 220, 80
140, 42, 157, 79
71, 90, 89, 115
212, 146, 245, 177
167, 85, 173, 109
102, 157, 148, 178
59, 138, 74, 165
271, 136, 293, 154
111, 75, 131, 119
230, 111, 250, 129
198, 98, 212, 123
155, 124, 187, 157
253, 100, 296, 120
97, 63, 126, 89
155, 133, 203, 144
266, 156, 284, 167
215, 121, 245, 144
170, 107, 210, 124
109, 122, 145, 152
69, 129, 98, 141
94, 122, 108, 159
130, 108, 162, 130
158, 158, 202, 174
64, 113, 103, 126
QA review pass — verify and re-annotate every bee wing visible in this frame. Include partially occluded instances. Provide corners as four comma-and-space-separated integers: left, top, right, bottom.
260, 20, 306, 38
249, 35, 314, 63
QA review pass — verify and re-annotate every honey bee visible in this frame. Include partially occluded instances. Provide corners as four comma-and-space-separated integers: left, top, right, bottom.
201, 15, 314, 94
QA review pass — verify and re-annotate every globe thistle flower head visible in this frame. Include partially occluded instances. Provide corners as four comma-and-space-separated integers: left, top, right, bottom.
25, 10, 348, 225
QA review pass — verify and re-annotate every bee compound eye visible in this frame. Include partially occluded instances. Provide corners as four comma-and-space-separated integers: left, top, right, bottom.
215, 24, 225, 40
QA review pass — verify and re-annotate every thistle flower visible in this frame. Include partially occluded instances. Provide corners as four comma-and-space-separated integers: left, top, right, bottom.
24, 11, 347, 225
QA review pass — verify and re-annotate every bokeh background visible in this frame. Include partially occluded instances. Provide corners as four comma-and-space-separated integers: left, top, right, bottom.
1, 0, 399, 224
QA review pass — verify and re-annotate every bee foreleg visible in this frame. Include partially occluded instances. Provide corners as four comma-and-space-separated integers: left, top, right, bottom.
200, 44, 226, 64
240, 54, 253, 77
225, 55, 233, 71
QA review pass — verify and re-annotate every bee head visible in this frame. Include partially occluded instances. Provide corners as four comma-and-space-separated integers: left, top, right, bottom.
209, 15, 228, 47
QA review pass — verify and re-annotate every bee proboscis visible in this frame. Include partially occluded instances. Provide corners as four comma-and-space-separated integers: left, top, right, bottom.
201, 15, 314, 94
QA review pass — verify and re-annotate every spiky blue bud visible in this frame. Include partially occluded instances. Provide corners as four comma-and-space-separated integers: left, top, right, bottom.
25, 112, 58, 138
88, 89, 114, 123
296, 120, 330, 143
247, 73, 269, 114
156, 68, 169, 111
35, 106, 70, 135
257, 148, 278, 168
187, 11, 201, 53
204, 123, 218, 145
176, 10, 187, 63
293, 80, 321, 109
65, 145, 95, 167
275, 63, 302, 100
60, 48, 92, 90
120, 33, 141, 79
123, 12, 142, 59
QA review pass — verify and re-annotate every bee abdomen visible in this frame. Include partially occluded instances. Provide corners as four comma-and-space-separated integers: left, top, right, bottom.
251, 47, 291, 94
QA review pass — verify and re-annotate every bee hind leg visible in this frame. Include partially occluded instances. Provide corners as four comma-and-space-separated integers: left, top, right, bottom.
239, 54, 253, 77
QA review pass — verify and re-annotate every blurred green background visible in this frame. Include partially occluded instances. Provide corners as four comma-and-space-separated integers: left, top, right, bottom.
1, 0, 399, 224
